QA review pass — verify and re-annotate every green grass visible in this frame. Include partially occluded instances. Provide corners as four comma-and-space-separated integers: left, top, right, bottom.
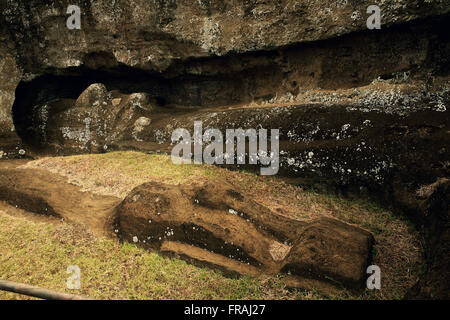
0, 213, 306, 300
0, 208, 389, 300
26, 152, 224, 198
12, 151, 425, 300
312, 191, 401, 236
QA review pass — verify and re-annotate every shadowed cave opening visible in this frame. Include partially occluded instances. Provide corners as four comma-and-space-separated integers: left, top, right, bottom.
12, 60, 271, 149
12, 67, 169, 148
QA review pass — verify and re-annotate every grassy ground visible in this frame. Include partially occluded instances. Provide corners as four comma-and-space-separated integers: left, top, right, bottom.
0, 151, 424, 299
0, 212, 305, 300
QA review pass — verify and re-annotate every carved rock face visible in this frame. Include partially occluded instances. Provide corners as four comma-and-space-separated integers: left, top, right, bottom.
115, 179, 374, 290
21, 84, 157, 153
1, 0, 449, 151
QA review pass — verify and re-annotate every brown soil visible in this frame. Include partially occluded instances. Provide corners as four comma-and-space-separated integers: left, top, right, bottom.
0, 166, 121, 237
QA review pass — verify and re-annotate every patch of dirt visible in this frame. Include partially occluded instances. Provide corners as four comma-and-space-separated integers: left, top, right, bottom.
0, 159, 30, 170
0, 167, 121, 237
114, 179, 374, 293
0, 201, 62, 226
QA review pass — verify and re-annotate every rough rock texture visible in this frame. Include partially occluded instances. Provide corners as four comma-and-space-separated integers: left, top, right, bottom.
23, 80, 447, 202
0, 167, 121, 237
403, 178, 450, 299
114, 179, 374, 291
2, 0, 448, 73
1, 0, 449, 148
0, 0, 449, 299
0, 19, 21, 154
5, 12, 449, 156
281, 218, 375, 290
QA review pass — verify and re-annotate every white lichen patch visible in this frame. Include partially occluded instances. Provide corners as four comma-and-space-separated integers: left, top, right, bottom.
132, 117, 151, 142
201, 17, 223, 54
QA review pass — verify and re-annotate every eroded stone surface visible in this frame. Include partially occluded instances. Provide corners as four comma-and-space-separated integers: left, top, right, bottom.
1, 1, 449, 149
282, 218, 374, 289
0, 168, 121, 237
2, 0, 448, 72
0, 24, 22, 154
0, 0, 448, 299
114, 179, 374, 290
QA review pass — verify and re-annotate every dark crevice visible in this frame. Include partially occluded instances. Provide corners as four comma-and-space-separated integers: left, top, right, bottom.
12, 66, 168, 148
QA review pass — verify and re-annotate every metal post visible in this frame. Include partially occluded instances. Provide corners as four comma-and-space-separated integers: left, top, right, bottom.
0, 280, 92, 300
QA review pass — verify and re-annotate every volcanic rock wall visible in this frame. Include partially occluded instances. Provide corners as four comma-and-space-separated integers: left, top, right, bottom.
1, 0, 449, 150
0, 0, 449, 299
0, 20, 21, 153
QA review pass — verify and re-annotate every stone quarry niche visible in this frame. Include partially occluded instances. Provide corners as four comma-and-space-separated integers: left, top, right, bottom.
12, 67, 167, 149
11, 15, 449, 152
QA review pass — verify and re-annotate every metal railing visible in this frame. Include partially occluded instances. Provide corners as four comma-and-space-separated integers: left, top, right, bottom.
0, 280, 91, 300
